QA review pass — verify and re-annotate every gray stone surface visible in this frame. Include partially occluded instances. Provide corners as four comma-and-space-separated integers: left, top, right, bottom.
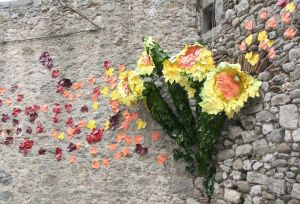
247, 172, 269, 185
291, 183, 300, 199
235, 144, 252, 156
224, 188, 241, 203
292, 129, 300, 142
279, 105, 299, 129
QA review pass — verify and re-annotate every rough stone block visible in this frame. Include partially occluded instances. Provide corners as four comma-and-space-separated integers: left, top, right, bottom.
279, 105, 299, 129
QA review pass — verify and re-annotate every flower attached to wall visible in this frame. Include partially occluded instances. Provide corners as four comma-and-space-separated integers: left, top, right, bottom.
199, 62, 262, 118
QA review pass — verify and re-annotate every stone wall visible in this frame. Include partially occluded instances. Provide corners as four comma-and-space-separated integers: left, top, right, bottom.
0, 0, 202, 203
204, 0, 300, 203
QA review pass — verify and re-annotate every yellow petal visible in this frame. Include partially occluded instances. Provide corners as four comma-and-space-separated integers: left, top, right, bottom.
57, 133, 65, 141
245, 51, 259, 66
105, 68, 114, 77
136, 118, 146, 129
101, 86, 109, 96
257, 31, 268, 42
245, 34, 253, 46
104, 120, 110, 130
286, 2, 296, 12
92, 102, 99, 110
86, 120, 96, 130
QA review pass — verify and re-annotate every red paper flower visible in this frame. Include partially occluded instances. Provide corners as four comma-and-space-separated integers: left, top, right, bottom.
55, 147, 62, 161
12, 119, 19, 126
52, 114, 59, 123
103, 60, 112, 70
93, 87, 100, 96
135, 144, 148, 155
12, 108, 21, 117
52, 70, 60, 78
33, 105, 40, 112
68, 143, 77, 152
80, 105, 88, 113
36, 123, 44, 133
25, 106, 33, 115
26, 127, 32, 134
277, 0, 287, 8
19, 139, 34, 155
56, 85, 64, 94
11, 84, 18, 93
1, 114, 10, 122
74, 126, 81, 134
52, 103, 61, 114
58, 78, 72, 89
109, 113, 119, 130
16, 127, 22, 135
39, 52, 54, 69
17, 94, 24, 102
64, 104, 72, 113
4, 137, 13, 145
29, 112, 38, 122
86, 129, 104, 144
66, 117, 73, 127
38, 147, 46, 155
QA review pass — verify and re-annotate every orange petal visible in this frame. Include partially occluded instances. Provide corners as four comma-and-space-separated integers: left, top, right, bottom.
76, 143, 81, 150
268, 47, 276, 59
259, 10, 268, 20
124, 136, 132, 145
281, 12, 291, 24
91, 160, 100, 169
109, 100, 120, 113
89, 77, 96, 85
259, 41, 268, 50
116, 132, 126, 142
109, 143, 117, 151
63, 90, 70, 98
121, 121, 129, 130
102, 158, 110, 168
108, 76, 117, 90
118, 64, 125, 72
90, 146, 98, 155
77, 119, 86, 128
51, 129, 59, 138
67, 127, 75, 139
284, 27, 296, 39
122, 148, 130, 157
41, 104, 48, 112
244, 20, 253, 30
92, 94, 98, 102
157, 154, 168, 165
135, 135, 143, 144
72, 81, 85, 90
152, 131, 160, 141
129, 112, 139, 121
69, 155, 77, 164
115, 152, 122, 160
68, 94, 74, 101
267, 16, 277, 29
0, 87, 6, 95
5, 98, 12, 106
239, 41, 247, 51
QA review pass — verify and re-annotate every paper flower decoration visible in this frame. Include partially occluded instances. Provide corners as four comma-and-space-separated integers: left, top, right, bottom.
245, 34, 253, 46
259, 10, 268, 20
245, 52, 260, 66
281, 12, 291, 24
267, 17, 277, 29
284, 27, 296, 39
199, 62, 261, 118
277, 0, 288, 8
136, 51, 155, 75
286, 2, 296, 12
244, 20, 253, 30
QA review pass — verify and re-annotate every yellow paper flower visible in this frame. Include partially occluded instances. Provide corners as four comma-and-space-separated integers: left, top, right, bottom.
257, 31, 268, 42
110, 70, 145, 107
104, 120, 110, 130
86, 120, 96, 130
57, 132, 65, 141
137, 118, 147, 129
105, 68, 114, 77
173, 43, 215, 82
101, 86, 109, 96
136, 51, 155, 75
162, 60, 183, 84
245, 52, 260, 66
286, 2, 296, 12
92, 102, 99, 110
199, 62, 262, 118
245, 34, 253, 46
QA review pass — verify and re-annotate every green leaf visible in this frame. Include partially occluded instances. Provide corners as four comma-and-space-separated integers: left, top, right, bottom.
205, 167, 216, 200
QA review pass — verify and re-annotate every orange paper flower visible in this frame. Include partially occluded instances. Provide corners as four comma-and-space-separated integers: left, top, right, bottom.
124, 136, 132, 145
0, 87, 6, 95
5, 98, 12, 106
89, 77, 96, 85
41, 104, 48, 112
91, 160, 100, 169
115, 152, 122, 160
109, 100, 120, 113
259, 41, 268, 50
259, 10, 268, 20
281, 12, 291, 24
267, 16, 277, 29
102, 158, 109, 168
109, 143, 117, 151
244, 20, 253, 30
122, 148, 130, 156
76, 143, 81, 150
116, 132, 125, 142
72, 81, 85, 90
69, 155, 77, 164
135, 135, 143, 144
152, 131, 160, 141
90, 146, 98, 155
268, 47, 276, 59
284, 27, 296, 39
239, 41, 247, 51
157, 154, 168, 164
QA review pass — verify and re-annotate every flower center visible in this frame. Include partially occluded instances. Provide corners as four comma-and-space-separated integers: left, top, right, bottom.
143, 55, 151, 65
216, 72, 240, 100
178, 45, 201, 68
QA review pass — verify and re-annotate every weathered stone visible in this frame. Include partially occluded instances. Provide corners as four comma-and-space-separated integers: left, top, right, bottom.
0, 170, 12, 186
258, 71, 271, 81
236, 0, 249, 16
271, 94, 291, 106
293, 143, 300, 152
291, 183, 300, 199
268, 178, 286, 195
272, 159, 288, 167
170, 176, 193, 194
286, 171, 296, 179
290, 89, 300, 99
186, 197, 200, 204
289, 48, 300, 62
242, 130, 257, 143
250, 185, 262, 196
247, 172, 269, 185
0, 191, 13, 201
291, 66, 300, 81
296, 174, 300, 183
235, 144, 252, 156
256, 110, 275, 122
228, 125, 243, 140
252, 162, 263, 170
292, 129, 300, 142
283, 62, 295, 73
232, 158, 243, 170
276, 143, 291, 153
279, 105, 299, 129
263, 123, 274, 135
237, 181, 250, 193
217, 149, 235, 161
288, 199, 300, 204
224, 188, 241, 203
253, 139, 269, 155
262, 191, 276, 200
267, 129, 285, 143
